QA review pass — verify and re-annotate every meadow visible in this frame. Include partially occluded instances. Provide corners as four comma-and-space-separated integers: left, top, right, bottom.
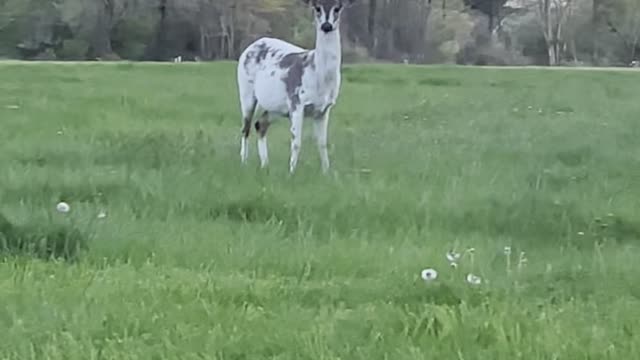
1, 61, 640, 359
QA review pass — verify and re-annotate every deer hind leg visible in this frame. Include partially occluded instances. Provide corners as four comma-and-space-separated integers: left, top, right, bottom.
255, 111, 271, 168
239, 96, 257, 164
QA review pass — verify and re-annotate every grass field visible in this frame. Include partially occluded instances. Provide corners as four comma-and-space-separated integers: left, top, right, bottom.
1, 61, 640, 359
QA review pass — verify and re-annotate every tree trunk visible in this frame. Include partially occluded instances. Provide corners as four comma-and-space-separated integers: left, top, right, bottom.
592, 0, 600, 62
229, 3, 236, 59
547, 44, 556, 65
89, 0, 115, 59
367, 0, 377, 53
381, 0, 396, 59
219, 14, 228, 59
570, 39, 578, 63
417, 0, 432, 61
144, 0, 168, 61
488, 0, 494, 32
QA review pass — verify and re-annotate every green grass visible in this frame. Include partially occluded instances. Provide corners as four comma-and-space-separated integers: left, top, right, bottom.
1, 61, 640, 359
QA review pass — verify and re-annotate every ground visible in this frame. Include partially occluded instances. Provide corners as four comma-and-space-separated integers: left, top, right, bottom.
1, 61, 640, 359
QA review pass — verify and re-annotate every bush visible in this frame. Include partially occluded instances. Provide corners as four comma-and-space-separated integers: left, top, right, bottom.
457, 40, 533, 66
56, 39, 90, 60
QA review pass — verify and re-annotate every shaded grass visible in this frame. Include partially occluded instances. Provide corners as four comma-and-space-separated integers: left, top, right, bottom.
0, 62, 640, 358
0, 212, 88, 260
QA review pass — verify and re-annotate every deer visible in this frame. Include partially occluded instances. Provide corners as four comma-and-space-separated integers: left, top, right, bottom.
236, 0, 356, 174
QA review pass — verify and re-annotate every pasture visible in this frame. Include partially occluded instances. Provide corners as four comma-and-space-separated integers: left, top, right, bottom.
1, 61, 640, 359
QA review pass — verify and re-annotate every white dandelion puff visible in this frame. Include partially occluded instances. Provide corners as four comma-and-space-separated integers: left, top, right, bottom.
97, 211, 107, 219
421, 268, 438, 282
505, 246, 513, 274
450, 262, 458, 269
466, 273, 482, 285
503, 246, 512, 256
56, 202, 70, 213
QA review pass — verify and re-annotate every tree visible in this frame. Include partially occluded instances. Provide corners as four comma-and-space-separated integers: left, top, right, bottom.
528, 0, 573, 65
606, 0, 640, 63
56, 0, 145, 59
464, 0, 510, 32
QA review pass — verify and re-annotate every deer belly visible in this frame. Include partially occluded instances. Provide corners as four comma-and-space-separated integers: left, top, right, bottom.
254, 74, 290, 114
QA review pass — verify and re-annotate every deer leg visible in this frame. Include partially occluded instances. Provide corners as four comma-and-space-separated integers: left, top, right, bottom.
314, 108, 331, 173
289, 107, 304, 174
240, 98, 257, 164
241, 120, 251, 164
255, 111, 271, 168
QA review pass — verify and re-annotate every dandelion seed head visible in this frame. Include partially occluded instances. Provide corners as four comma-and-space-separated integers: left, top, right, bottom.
466, 273, 482, 285
56, 202, 70, 213
421, 268, 438, 282
503, 246, 512, 256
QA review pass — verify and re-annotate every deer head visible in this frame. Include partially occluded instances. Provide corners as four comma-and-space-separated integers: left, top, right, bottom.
301, 0, 356, 34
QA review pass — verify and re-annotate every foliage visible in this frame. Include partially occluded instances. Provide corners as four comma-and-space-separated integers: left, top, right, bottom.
0, 0, 637, 65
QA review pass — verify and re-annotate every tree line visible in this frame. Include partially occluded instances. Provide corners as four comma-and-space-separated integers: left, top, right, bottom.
0, 0, 638, 66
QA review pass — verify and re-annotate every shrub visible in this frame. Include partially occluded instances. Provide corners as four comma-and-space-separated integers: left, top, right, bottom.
56, 39, 90, 60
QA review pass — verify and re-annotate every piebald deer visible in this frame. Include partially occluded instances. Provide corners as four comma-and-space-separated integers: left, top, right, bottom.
236, 0, 355, 174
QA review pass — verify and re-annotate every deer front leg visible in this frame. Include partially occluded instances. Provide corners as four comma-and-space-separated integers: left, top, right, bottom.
256, 111, 271, 168
289, 107, 304, 174
314, 108, 331, 173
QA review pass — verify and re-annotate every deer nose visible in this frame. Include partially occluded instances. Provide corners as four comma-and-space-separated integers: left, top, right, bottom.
321, 22, 333, 33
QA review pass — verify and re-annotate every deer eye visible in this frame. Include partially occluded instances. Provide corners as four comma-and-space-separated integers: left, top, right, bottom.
314, 6, 321, 12
334, 7, 341, 13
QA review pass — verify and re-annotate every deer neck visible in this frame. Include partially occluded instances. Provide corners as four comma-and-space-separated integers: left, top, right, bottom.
314, 28, 341, 77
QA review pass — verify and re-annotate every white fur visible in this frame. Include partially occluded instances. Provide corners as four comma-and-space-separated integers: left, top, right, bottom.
236, 3, 347, 174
